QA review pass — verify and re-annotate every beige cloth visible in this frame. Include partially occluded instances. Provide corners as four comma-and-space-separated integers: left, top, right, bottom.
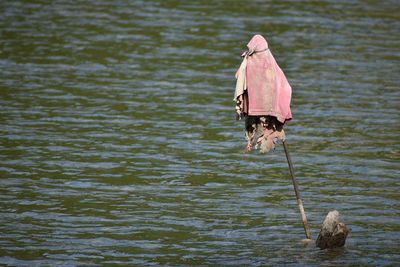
234, 57, 247, 101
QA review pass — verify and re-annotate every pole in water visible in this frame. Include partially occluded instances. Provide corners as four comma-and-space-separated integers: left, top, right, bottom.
282, 140, 312, 240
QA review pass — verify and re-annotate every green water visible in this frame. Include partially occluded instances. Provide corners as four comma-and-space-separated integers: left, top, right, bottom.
1, 0, 399, 266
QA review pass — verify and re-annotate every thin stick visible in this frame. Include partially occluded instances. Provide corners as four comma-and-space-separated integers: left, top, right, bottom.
282, 140, 312, 240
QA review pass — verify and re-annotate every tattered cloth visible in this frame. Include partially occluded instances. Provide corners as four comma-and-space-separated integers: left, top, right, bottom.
244, 116, 286, 153
234, 35, 292, 153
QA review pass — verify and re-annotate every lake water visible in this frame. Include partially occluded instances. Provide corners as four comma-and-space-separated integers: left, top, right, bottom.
1, 0, 399, 266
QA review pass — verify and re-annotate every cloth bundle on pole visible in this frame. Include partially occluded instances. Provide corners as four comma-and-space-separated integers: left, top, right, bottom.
234, 35, 312, 241
234, 34, 292, 153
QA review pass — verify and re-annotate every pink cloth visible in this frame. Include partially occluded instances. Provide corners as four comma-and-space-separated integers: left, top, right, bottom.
240, 35, 292, 123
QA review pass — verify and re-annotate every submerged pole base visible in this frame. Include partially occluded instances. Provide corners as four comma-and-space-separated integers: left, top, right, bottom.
301, 238, 313, 247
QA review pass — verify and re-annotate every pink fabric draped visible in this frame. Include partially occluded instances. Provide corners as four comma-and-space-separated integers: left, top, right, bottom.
242, 35, 292, 123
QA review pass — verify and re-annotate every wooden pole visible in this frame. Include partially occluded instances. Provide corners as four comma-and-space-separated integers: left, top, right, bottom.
282, 140, 312, 240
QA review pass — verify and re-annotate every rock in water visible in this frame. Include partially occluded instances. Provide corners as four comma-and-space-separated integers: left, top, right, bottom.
316, 210, 349, 249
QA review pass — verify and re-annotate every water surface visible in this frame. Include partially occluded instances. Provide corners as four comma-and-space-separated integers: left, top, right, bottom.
1, 0, 399, 266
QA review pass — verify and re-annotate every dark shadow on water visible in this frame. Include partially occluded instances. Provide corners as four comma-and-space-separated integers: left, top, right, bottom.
316, 246, 347, 260
311, 246, 362, 266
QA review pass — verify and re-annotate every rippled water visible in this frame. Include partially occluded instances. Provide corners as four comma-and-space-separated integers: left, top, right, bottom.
1, 0, 399, 266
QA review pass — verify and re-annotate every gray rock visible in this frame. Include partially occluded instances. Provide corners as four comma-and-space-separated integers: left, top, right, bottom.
316, 210, 349, 249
